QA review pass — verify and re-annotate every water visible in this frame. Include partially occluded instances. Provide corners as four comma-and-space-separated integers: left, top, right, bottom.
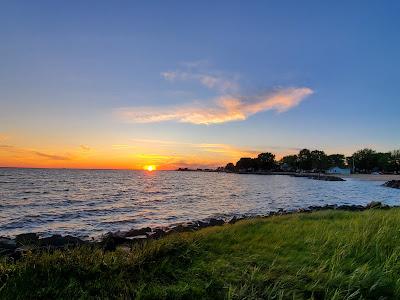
0, 168, 399, 239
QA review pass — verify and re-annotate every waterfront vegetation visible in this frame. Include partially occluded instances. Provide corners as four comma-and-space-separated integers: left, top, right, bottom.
2, 208, 400, 299
223, 148, 400, 174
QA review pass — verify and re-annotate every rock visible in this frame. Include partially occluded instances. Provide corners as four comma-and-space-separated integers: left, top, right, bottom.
366, 201, 389, 209
124, 227, 151, 238
228, 216, 247, 224
184, 221, 200, 230
383, 180, 400, 189
101, 233, 130, 252
126, 235, 147, 243
39, 235, 86, 248
291, 174, 345, 181
308, 205, 325, 211
228, 216, 238, 224
166, 223, 199, 234
312, 175, 345, 181
169, 224, 192, 233
336, 205, 364, 211
15, 233, 38, 246
170, 221, 202, 233
197, 220, 209, 228
298, 208, 312, 213
0, 237, 16, 249
148, 228, 166, 239
208, 218, 225, 226
0, 237, 17, 256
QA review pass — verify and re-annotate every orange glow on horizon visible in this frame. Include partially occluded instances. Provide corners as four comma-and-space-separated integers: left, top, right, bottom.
0, 136, 309, 170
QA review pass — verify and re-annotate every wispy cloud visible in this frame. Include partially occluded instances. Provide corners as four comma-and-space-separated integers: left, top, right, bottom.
0, 144, 71, 161
32, 151, 71, 161
116, 87, 313, 125
161, 69, 239, 93
80, 145, 91, 151
196, 143, 260, 158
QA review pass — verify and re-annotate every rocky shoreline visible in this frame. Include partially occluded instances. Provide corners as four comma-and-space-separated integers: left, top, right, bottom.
234, 171, 345, 181
0, 201, 391, 259
383, 180, 400, 189
179, 169, 346, 181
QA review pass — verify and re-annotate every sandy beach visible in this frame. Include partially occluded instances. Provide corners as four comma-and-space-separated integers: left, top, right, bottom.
341, 174, 400, 181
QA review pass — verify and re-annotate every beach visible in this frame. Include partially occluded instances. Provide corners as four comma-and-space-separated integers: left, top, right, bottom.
341, 174, 400, 181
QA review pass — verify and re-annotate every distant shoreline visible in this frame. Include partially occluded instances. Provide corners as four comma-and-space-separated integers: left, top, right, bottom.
177, 168, 400, 182
177, 169, 345, 181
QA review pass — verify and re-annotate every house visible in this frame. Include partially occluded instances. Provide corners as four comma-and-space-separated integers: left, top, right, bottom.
326, 166, 351, 175
280, 163, 293, 172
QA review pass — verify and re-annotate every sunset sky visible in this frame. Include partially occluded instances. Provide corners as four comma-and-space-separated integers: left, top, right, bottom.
1, 1, 400, 169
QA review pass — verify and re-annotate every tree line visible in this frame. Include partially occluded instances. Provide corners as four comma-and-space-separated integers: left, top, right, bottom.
224, 148, 400, 174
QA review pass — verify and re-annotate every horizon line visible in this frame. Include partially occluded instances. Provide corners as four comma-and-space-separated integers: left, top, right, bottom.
0, 166, 177, 171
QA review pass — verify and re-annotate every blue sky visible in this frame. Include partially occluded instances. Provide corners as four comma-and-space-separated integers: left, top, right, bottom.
0, 1, 399, 168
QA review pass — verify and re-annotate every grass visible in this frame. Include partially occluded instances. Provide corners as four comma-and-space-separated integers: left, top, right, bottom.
2, 209, 400, 299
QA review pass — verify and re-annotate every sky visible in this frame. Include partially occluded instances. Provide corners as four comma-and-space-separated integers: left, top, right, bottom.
0, 1, 399, 169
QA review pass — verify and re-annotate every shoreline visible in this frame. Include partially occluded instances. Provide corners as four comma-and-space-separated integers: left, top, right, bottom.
0, 200, 392, 258
3, 200, 400, 298
1, 179, 398, 252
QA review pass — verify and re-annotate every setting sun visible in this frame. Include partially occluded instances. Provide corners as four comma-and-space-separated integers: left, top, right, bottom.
144, 165, 156, 171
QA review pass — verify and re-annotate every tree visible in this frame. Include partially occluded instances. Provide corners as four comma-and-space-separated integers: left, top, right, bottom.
376, 152, 391, 172
390, 150, 400, 173
298, 149, 312, 171
224, 162, 235, 172
310, 150, 329, 171
280, 155, 298, 171
327, 154, 346, 168
256, 152, 276, 170
235, 157, 257, 171
350, 148, 378, 173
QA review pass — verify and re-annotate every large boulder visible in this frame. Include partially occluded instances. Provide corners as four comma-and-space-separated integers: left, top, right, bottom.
39, 235, 86, 248
197, 220, 209, 228
0, 237, 17, 256
15, 233, 39, 246
365, 201, 389, 209
101, 232, 130, 252
208, 218, 225, 226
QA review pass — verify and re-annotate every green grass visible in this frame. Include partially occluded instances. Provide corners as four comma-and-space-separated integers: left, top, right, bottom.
2, 209, 400, 299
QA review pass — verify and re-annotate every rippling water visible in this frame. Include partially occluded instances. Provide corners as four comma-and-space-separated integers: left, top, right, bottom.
0, 168, 399, 238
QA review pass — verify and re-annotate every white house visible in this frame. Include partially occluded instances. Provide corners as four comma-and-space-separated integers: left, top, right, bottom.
326, 166, 351, 175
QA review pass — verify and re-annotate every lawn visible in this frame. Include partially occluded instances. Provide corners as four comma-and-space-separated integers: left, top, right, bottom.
1, 208, 400, 299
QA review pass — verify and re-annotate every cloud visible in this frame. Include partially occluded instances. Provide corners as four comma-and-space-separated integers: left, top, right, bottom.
116, 87, 313, 125
32, 151, 71, 161
0, 144, 71, 161
196, 143, 260, 158
80, 145, 91, 151
161, 70, 239, 93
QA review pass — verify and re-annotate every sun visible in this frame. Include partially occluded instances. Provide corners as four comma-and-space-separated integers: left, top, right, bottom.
144, 165, 156, 171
